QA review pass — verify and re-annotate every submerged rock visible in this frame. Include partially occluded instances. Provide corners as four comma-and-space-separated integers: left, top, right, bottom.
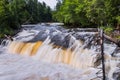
113, 69, 120, 80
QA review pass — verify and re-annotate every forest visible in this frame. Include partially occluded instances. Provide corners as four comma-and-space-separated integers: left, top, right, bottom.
0, 0, 52, 37
0, 0, 120, 38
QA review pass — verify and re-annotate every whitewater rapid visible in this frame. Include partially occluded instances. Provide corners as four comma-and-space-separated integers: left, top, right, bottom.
0, 23, 120, 80
0, 51, 100, 80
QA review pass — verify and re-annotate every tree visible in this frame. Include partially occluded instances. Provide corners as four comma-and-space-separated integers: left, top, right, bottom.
0, 0, 53, 38
54, 0, 93, 27
0, 0, 14, 37
84, 0, 113, 26
54, 0, 120, 27
110, 0, 120, 27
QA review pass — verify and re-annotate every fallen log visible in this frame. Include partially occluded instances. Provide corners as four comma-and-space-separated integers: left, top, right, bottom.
4, 34, 13, 41
103, 34, 120, 47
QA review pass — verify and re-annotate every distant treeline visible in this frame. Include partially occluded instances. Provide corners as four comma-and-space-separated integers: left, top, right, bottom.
0, 0, 120, 38
0, 0, 52, 37
53, 0, 120, 28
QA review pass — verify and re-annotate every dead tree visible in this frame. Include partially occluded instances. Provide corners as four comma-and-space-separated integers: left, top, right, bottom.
104, 34, 120, 47
100, 29, 106, 80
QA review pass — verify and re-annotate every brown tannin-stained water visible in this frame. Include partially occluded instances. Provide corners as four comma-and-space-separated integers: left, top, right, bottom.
0, 23, 120, 80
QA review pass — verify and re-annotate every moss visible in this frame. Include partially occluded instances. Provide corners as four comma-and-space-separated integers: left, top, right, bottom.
100, 26, 120, 40
100, 26, 114, 35
104, 27, 113, 35
115, 35, 120, 40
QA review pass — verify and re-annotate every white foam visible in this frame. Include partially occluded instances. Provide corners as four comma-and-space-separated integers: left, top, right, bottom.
0, 52, 99, 80
0, 24, 120, 80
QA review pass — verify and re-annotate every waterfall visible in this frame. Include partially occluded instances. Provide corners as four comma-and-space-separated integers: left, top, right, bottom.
7, 37, 97, 69
0, 24, 119, 80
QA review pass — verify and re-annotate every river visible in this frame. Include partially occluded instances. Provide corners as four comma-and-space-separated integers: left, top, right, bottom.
0, 23, 120, 80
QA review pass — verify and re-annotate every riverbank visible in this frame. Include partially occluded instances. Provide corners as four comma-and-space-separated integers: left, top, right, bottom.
105, 29, 120, 42
0, 28, 22, 44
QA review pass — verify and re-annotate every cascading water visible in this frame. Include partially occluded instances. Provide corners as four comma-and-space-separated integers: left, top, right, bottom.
7, 38, 96, 69
0, 23, 120, 80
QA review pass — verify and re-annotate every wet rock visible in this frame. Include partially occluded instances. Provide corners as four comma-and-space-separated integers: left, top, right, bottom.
0, 39, 9, 46
0, 39, 3, 45
26, 25, 99, 48
94, 53, 101, 67
51, 33, 65, 47
63, 34, 73, 48
112, 47, 120, 56
72, 33, 85, 41
29, 30, 49, 42
113, 69, 120, 80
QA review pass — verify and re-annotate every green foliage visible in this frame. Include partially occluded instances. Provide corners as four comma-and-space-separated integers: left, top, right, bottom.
85, 0, 113, 26
100, 26, 113, 35
104, 27, 113, 35
54, 0, 120, 28
0, 0, 53, 38
116, 36, 120, 40
116, 16, 120, 24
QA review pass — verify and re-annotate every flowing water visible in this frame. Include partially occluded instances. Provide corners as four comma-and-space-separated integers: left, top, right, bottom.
0, 23, 120, 80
